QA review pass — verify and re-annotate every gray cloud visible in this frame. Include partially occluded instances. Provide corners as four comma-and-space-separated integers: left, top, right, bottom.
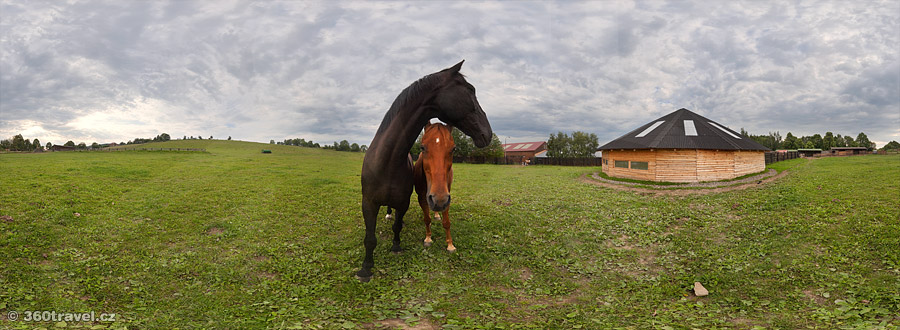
1, 0, 898, 147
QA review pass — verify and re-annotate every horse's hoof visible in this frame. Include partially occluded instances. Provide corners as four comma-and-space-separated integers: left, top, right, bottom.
385, 214, 392, 220
447, 246, 457, 253
391, 246, 403, 254
424, 237, 433, 247
355, 270, 373, 282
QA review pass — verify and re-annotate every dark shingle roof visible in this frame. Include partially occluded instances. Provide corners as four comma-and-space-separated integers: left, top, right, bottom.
598, 108, 771, 151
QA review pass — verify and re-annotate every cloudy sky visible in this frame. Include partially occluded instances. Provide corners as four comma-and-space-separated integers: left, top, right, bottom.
2, 1, 898, 147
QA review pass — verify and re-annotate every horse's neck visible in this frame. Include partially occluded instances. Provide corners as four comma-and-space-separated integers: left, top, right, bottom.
372, 104, 432, 163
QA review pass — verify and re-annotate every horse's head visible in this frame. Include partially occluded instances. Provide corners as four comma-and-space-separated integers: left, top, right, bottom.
420, 122, 454, 212
432, 60, 493, 148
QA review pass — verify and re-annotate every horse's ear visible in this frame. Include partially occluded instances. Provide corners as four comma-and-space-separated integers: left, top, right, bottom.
448, 60, 464, 73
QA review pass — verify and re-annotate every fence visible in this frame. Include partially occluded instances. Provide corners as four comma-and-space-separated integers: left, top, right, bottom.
448, 156, 602, 166
764, 151, 800, 164
54, 148, 206, 152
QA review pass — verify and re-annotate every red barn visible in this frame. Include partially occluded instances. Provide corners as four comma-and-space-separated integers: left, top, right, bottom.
502, 141, 547, 164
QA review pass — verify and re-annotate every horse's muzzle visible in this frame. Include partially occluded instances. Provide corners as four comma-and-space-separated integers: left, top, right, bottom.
427, 193, 451, 212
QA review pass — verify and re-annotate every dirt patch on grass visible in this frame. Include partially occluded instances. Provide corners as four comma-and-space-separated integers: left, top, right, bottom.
369, 318, 437, 330
802, 290, 829, 305
206, 227, 224, 235
580, 170, 790, 196
1, 215, 13, 222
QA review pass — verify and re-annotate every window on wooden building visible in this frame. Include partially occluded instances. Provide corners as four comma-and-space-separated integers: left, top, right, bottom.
630, 161, 648, 170
614, 160, 628, 168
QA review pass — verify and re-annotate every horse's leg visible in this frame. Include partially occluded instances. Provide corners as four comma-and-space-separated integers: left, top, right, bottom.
441, 208, 455, 252
390, 203, 409, 254
356, 199, 379, 282
418, 195, 433, 247
385, 207, 393, 220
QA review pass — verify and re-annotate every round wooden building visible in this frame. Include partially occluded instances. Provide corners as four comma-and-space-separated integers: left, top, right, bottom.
598, 108, 770, 183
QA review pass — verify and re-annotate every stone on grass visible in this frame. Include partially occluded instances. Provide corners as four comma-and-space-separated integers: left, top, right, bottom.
693, 282, 709, 296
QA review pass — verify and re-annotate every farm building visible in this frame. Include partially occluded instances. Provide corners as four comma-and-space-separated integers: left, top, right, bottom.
502, 141, 547, 164
598, 108, 770, 183
824, 147, 868, 156
797, 149, 823, 157
50, 145, 76, 151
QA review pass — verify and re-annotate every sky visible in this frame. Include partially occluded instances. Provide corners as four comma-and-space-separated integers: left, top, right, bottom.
2, 0, 898, 148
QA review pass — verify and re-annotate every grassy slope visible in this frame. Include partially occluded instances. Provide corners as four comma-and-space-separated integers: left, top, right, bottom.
1, 141, 897, 329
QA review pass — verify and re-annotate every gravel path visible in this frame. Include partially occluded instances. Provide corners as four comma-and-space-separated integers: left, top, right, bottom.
589, 168, 779, 188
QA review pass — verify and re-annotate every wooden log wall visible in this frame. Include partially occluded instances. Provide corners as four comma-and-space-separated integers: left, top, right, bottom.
602, 149, 765, 183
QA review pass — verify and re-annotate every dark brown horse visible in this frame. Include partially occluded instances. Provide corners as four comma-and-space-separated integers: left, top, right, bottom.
357, 61, 492, 282
414, 122, 457, 252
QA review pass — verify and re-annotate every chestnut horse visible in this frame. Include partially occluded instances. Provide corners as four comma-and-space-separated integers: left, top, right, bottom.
414, 122, 457, 252
357, 61, 492, 282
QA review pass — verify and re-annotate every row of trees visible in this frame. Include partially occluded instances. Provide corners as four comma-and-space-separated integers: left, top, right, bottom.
547, 131, 600, 158
1, 134, 48, 151
276, 138, 321, 148
325, 140, 367, 152
739, 130, 877, 151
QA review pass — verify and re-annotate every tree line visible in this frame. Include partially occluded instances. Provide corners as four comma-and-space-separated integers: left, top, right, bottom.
737, 129, 894, 151
546, 131, 599, 158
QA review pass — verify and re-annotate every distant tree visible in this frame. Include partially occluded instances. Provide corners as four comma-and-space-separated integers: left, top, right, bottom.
77, 142, 87, 149
227, 136, 232, 141
782, 132, 799, 150
270, 140, 275, 144
823, 132, 834, 150
834, 134, 846, 147
184, 135, 187, 140
360, 145, 367, 153
810, 134, 823, 149
0, 139, 10, 150
32, 139, 42, 151
843, 135, 857, 147
65, 141, 75, 147
450, 128, 475, 157
570, 131, 599, 157
198, 136, 203, 140
470, 133, 504, 158
91, 142, 100, 149
547, 131, 573, 157
11, 134, 26, 151
350, 143, 360, 152
880, 140, 900, 151
209, 136, 213, 140
339, 140, 351, 152
46, 142, 52, 149
856, 132, 873, 150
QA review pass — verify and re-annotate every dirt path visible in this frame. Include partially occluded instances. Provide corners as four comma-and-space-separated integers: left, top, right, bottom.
579, 170, 790, 196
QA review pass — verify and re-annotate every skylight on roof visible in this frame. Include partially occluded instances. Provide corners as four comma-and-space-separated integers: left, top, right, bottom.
683, 120, 697, 136
522, 143, 533, 149
635, 121, 664, 138
514, 144, 525, 150
708, 122, 741, 139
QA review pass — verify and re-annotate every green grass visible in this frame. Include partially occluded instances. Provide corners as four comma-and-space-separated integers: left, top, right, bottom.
2, 140, 898, 329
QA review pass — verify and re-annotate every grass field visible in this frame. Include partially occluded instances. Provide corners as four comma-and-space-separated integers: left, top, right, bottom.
1, 140, 898, 329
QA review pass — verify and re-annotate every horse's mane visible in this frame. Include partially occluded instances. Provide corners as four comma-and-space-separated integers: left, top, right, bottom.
374, 71, 454, 137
